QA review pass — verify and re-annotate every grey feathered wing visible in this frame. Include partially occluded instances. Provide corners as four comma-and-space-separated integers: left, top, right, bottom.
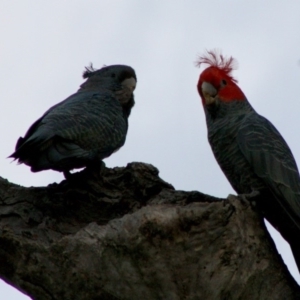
237, 114, 300, 226
237, 113, 300, 270
10, 90, 128, 172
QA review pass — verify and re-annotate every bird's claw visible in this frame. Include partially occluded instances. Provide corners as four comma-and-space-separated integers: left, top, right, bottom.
238, 190, 260, 207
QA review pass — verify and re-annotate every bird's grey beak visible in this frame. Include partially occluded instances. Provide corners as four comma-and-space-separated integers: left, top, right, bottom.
201, 81, 217, 105
122, 77, 136, 92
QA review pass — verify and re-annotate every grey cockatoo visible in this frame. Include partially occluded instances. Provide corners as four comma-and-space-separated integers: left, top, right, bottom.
10, 64, 137, 179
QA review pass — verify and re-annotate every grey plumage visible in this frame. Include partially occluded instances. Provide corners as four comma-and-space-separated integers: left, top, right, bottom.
197, 50, 300, 272
10, 64, 137, 177
205, 99, 300, 271
206, 100, 300, 225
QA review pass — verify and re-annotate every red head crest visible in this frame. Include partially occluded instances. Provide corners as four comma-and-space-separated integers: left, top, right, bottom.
196, 50, 238, 83
196, 50, 246, 104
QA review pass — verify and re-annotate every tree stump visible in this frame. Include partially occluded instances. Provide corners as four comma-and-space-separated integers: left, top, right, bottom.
0, 162, 299, 299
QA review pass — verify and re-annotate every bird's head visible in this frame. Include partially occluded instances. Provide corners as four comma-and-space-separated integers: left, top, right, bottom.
80, 64, 137, 116
196, 50, 246, 108
81, 64, 137, 93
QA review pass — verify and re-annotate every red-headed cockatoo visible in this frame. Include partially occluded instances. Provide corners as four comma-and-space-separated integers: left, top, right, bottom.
197, 50, 300, 272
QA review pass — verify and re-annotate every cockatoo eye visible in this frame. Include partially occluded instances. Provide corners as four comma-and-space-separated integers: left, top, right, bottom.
220, 79, 227, 87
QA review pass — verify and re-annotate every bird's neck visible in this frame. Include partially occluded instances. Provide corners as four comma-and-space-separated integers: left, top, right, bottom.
205, 99, 255, 138
205, 99, 253, 121
121, 95, 135, 118
78, 80, 135, 117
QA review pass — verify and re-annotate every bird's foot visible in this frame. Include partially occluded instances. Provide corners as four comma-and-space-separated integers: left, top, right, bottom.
238, 190, 260, 207
85, 161, 106, 178
63, 170, 72, 180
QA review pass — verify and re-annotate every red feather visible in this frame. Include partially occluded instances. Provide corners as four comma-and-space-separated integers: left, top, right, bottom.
196, 50, 238, 83
196, 50, 246, 103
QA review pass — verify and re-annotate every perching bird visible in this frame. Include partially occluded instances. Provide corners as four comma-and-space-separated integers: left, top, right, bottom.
196, 50, 300, 272
10, 64, 137, 178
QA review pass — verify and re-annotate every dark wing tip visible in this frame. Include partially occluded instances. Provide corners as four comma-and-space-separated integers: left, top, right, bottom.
8, 137, 25, 159
7, 152, 16, 159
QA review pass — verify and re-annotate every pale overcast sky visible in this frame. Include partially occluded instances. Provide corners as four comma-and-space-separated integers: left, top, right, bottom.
1, 1, 300, 298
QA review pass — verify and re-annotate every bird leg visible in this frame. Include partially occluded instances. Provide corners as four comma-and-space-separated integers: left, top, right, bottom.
63, 170, 72, 180
238, 189, 261, 207
85, 161, 106, 176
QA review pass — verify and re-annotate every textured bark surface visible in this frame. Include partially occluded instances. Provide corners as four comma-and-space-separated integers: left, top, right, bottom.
0, 162, 299, 300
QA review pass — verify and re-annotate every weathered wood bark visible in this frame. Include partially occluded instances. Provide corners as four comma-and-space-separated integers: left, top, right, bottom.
0, 162, 299, 300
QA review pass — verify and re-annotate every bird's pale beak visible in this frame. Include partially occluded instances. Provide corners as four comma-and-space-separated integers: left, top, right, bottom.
201, 81, 217, 105
122, 77, 136, 92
